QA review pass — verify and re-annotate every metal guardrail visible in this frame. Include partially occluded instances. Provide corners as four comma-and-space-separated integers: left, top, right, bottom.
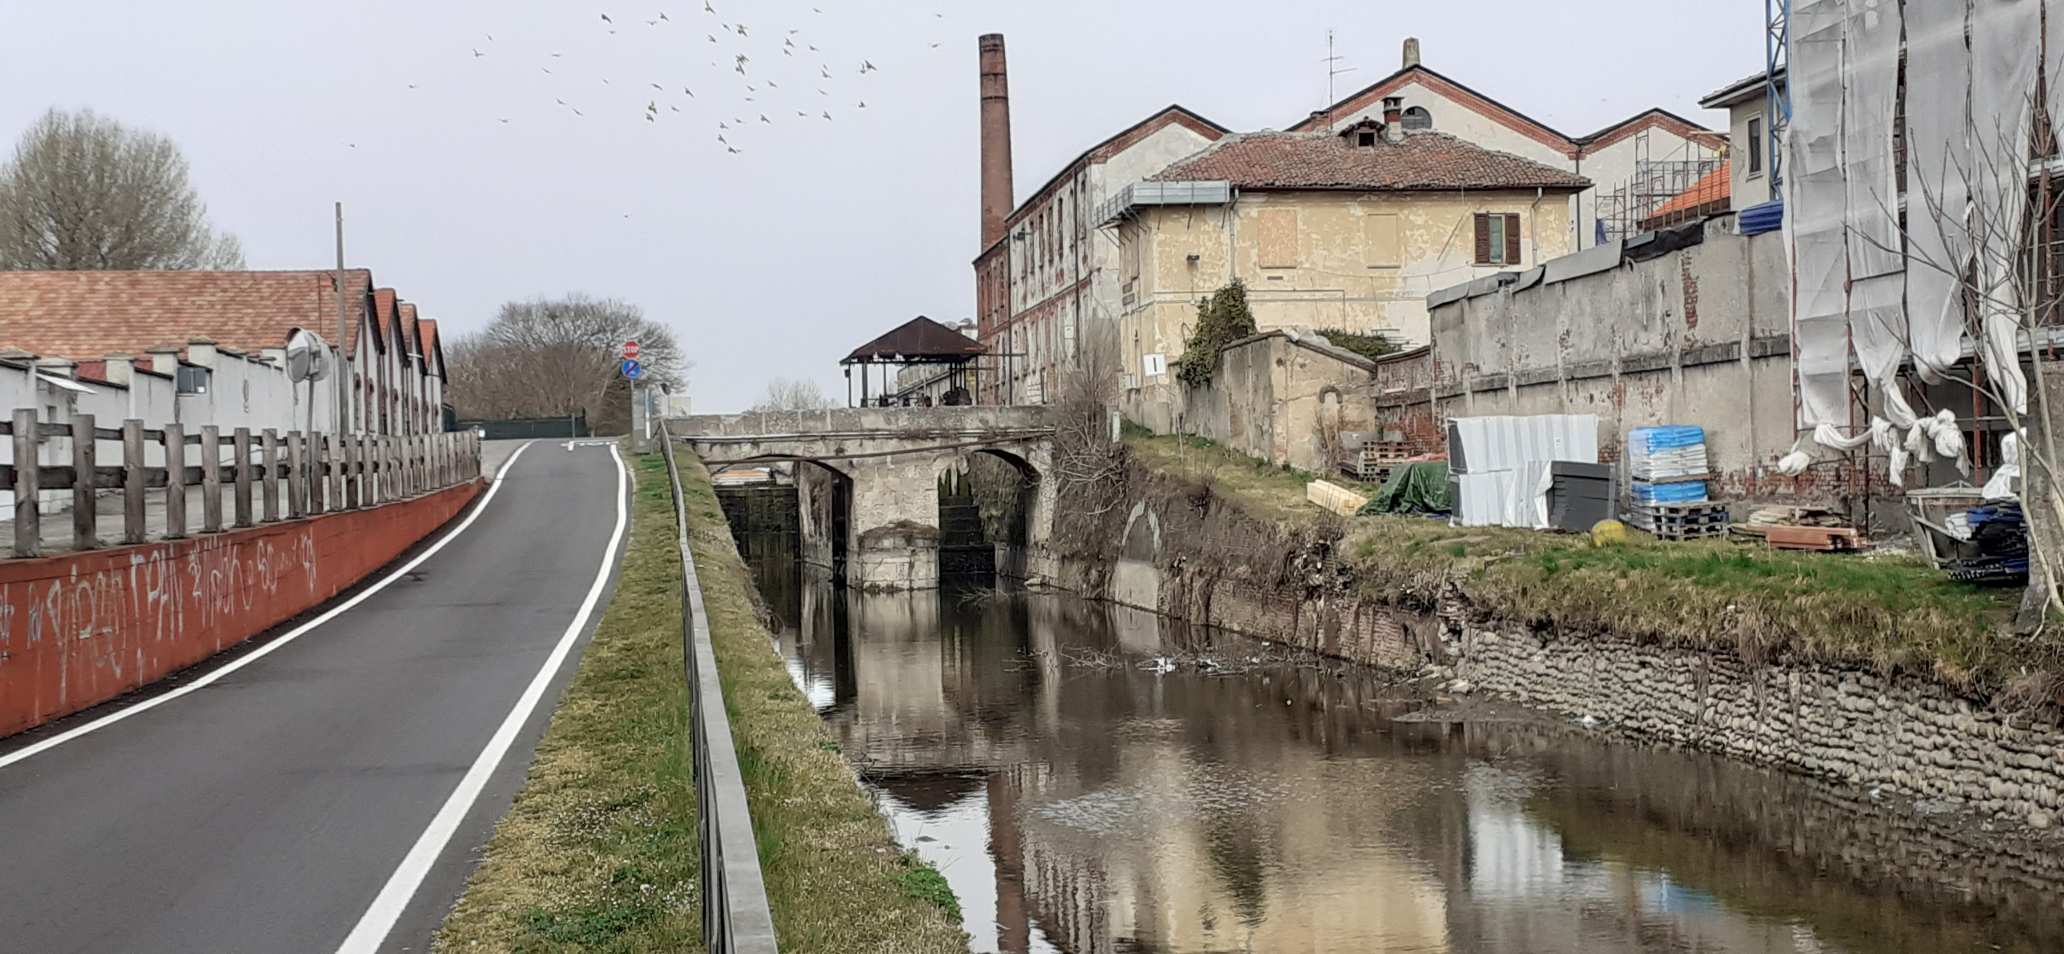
658, 423, 780, 954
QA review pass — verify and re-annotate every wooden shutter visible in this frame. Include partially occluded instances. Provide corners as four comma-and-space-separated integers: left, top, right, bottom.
1473, 213, 1491, 264
1503, 213, 1522, 265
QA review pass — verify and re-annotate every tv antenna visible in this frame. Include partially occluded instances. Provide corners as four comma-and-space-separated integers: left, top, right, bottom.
1322, 29, 1357, 131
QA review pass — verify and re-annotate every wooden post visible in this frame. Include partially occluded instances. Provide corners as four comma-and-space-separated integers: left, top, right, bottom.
365, 432, 379, 503
163, 423, 186, 539
71, 414, 97, 550
327, 433, 343, 511
261, 429, 280, 522
311, 434, 327, 514
345, 433, 361, 509
287, 432, 306, 518
122, 420, 146, 545
200, 425, 222, 533
11, 408, 38, 558
373, 435, 387, 504
233, 427, 253, 528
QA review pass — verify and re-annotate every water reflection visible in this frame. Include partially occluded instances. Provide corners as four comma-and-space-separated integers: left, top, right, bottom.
747, 549, 2060, 954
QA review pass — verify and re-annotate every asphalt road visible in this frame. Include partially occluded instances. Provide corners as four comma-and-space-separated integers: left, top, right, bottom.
0, 439, 628, 954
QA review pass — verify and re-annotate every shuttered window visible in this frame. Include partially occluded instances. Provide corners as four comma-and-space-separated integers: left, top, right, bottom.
1473, 212, 1523, 265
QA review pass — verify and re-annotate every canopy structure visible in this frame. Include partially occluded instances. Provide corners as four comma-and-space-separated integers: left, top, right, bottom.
840, 315, 986, 407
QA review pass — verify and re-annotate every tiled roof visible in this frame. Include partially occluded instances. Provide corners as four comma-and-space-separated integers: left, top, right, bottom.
397, 302, 421, 365
0, 269, 374, 360
1150, 128, 1591, 192
417, 318, 442, 375
1642, 161, 1732, 224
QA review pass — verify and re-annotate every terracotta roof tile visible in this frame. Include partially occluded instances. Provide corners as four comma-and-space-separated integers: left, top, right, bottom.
1151, 127, 1591, 193
0, 269, 375, 360
1641, 161, 1732, 226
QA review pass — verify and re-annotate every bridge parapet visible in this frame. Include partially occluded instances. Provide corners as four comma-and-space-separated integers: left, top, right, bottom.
667, 405, 1052, 440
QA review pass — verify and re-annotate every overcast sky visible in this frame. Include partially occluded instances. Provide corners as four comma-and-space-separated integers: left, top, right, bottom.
0, 1, 1764, 412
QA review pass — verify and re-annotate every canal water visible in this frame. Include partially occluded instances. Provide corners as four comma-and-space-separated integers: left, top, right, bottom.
744, 552, 2062, 954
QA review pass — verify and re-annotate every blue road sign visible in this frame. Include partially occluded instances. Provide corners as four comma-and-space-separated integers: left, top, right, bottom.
622, 358, 643, 380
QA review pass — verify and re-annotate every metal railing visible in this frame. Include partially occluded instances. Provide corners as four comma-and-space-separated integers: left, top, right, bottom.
658, 422, 780, 954
3, 408, 482, 558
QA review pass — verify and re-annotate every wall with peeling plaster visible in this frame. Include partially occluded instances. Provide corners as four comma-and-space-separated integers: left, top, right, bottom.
0, 478, 484, 738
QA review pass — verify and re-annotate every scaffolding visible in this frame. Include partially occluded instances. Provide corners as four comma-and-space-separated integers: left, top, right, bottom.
1593, 129, 1729, 243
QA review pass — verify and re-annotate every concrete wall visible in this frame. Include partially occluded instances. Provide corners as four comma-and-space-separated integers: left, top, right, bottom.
1389, 215, 1871, 507
0, 477, 484, 738
1131, 331, 1378, 474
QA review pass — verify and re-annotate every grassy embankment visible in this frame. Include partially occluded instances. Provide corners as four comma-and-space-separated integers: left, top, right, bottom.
435, 451, 966, 953
1126, 432, 2054, 698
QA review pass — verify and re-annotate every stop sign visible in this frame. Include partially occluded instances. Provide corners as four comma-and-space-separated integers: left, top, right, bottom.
622, 340, 640, 360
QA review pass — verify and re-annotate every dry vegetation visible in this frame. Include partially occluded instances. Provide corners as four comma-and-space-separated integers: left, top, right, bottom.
1123, 431, 2054, 698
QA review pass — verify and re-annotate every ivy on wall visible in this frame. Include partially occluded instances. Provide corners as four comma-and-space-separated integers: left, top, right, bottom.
1175, 280, 1257, 389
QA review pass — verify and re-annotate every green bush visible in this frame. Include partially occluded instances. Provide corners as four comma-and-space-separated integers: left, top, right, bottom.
1312, 326, 1402, 363
1175, 280, 1258, 388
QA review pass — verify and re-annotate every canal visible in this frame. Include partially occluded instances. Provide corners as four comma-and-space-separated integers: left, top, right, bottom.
742, 549, 2062, 953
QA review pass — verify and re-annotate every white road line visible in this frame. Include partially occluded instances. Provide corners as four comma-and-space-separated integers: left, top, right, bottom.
335, 441, 629, 954
0, 441, 537, 773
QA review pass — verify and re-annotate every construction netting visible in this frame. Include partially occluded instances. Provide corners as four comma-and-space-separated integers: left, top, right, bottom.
1778, 0, 2057, 485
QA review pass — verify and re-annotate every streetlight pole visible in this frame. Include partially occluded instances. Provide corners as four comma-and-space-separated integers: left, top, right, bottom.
334, 202, 349, 438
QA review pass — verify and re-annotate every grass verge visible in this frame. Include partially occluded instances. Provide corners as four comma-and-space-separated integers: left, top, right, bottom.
435, 452, 701, 952
1125, 432, 2053, 697
674, 450, 969, 954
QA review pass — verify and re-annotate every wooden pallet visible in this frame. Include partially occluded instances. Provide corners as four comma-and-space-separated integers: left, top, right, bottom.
1651, 501, 1730, 541
1344, 444, 1412, 483
1764, 525, 1863, 551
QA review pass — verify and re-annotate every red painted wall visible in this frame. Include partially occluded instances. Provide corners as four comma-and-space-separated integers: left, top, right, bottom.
0, 480, 485, 738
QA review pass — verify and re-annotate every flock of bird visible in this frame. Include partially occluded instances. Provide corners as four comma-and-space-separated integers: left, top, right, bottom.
397, 2, 952, 160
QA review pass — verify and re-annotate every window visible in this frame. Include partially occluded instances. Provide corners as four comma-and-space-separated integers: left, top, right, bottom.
1356, 130, 1376, 147
175, 364, 210, 395
1747, 116, 1764, 175
1473, 212, 1522, 265
1363, 213, 1401, 268
1402, 106, 1432, 130
1258, 208, 1299, 268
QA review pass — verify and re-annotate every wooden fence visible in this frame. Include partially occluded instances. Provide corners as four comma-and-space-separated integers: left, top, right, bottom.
2, 409, 483, 558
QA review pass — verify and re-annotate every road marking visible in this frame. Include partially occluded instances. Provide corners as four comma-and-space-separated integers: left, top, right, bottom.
0, 441, 536, 773
336, 441, 629, 954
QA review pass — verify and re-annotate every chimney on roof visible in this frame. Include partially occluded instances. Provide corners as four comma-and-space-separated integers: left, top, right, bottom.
102, 354, 134, 387
146, 345, 181, 375
1402, 37, 1421, 68
978, 34, 1015, 250
34, 357, 76, 379
187, 338, 220, 369
1382, 96, 1405, 143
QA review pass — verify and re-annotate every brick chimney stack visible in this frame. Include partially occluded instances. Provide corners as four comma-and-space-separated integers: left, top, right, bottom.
1382, 95, 1405, 142
978, 33, 1014, 250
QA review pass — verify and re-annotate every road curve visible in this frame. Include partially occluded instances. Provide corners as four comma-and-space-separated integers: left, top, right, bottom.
0, 440, 628, 954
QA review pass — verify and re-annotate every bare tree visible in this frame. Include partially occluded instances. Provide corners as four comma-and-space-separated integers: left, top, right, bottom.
749, 377, 834, 412
0, 108, 244, 270
444, 293, 687, 434
1839, 87, 2064, 621
1050, 318, 1128, 516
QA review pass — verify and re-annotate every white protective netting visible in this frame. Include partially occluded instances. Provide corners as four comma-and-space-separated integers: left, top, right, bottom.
1783, 0, 1853, 444
1777, 0, 2057, 481
1970, 0, 2041, 418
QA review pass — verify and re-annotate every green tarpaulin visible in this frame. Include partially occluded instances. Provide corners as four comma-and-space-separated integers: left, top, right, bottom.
1359, 461, 1452, 515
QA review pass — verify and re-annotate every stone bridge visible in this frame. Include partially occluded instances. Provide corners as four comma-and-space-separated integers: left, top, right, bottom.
665, 406, 1056, 591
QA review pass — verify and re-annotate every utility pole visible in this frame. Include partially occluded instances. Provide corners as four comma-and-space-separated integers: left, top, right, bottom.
334, 202, 349, 438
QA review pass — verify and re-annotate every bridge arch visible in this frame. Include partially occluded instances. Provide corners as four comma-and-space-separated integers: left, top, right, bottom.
670, 406, 1056, 591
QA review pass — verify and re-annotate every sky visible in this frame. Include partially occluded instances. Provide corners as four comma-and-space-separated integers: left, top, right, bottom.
0, 1, 1766, 413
